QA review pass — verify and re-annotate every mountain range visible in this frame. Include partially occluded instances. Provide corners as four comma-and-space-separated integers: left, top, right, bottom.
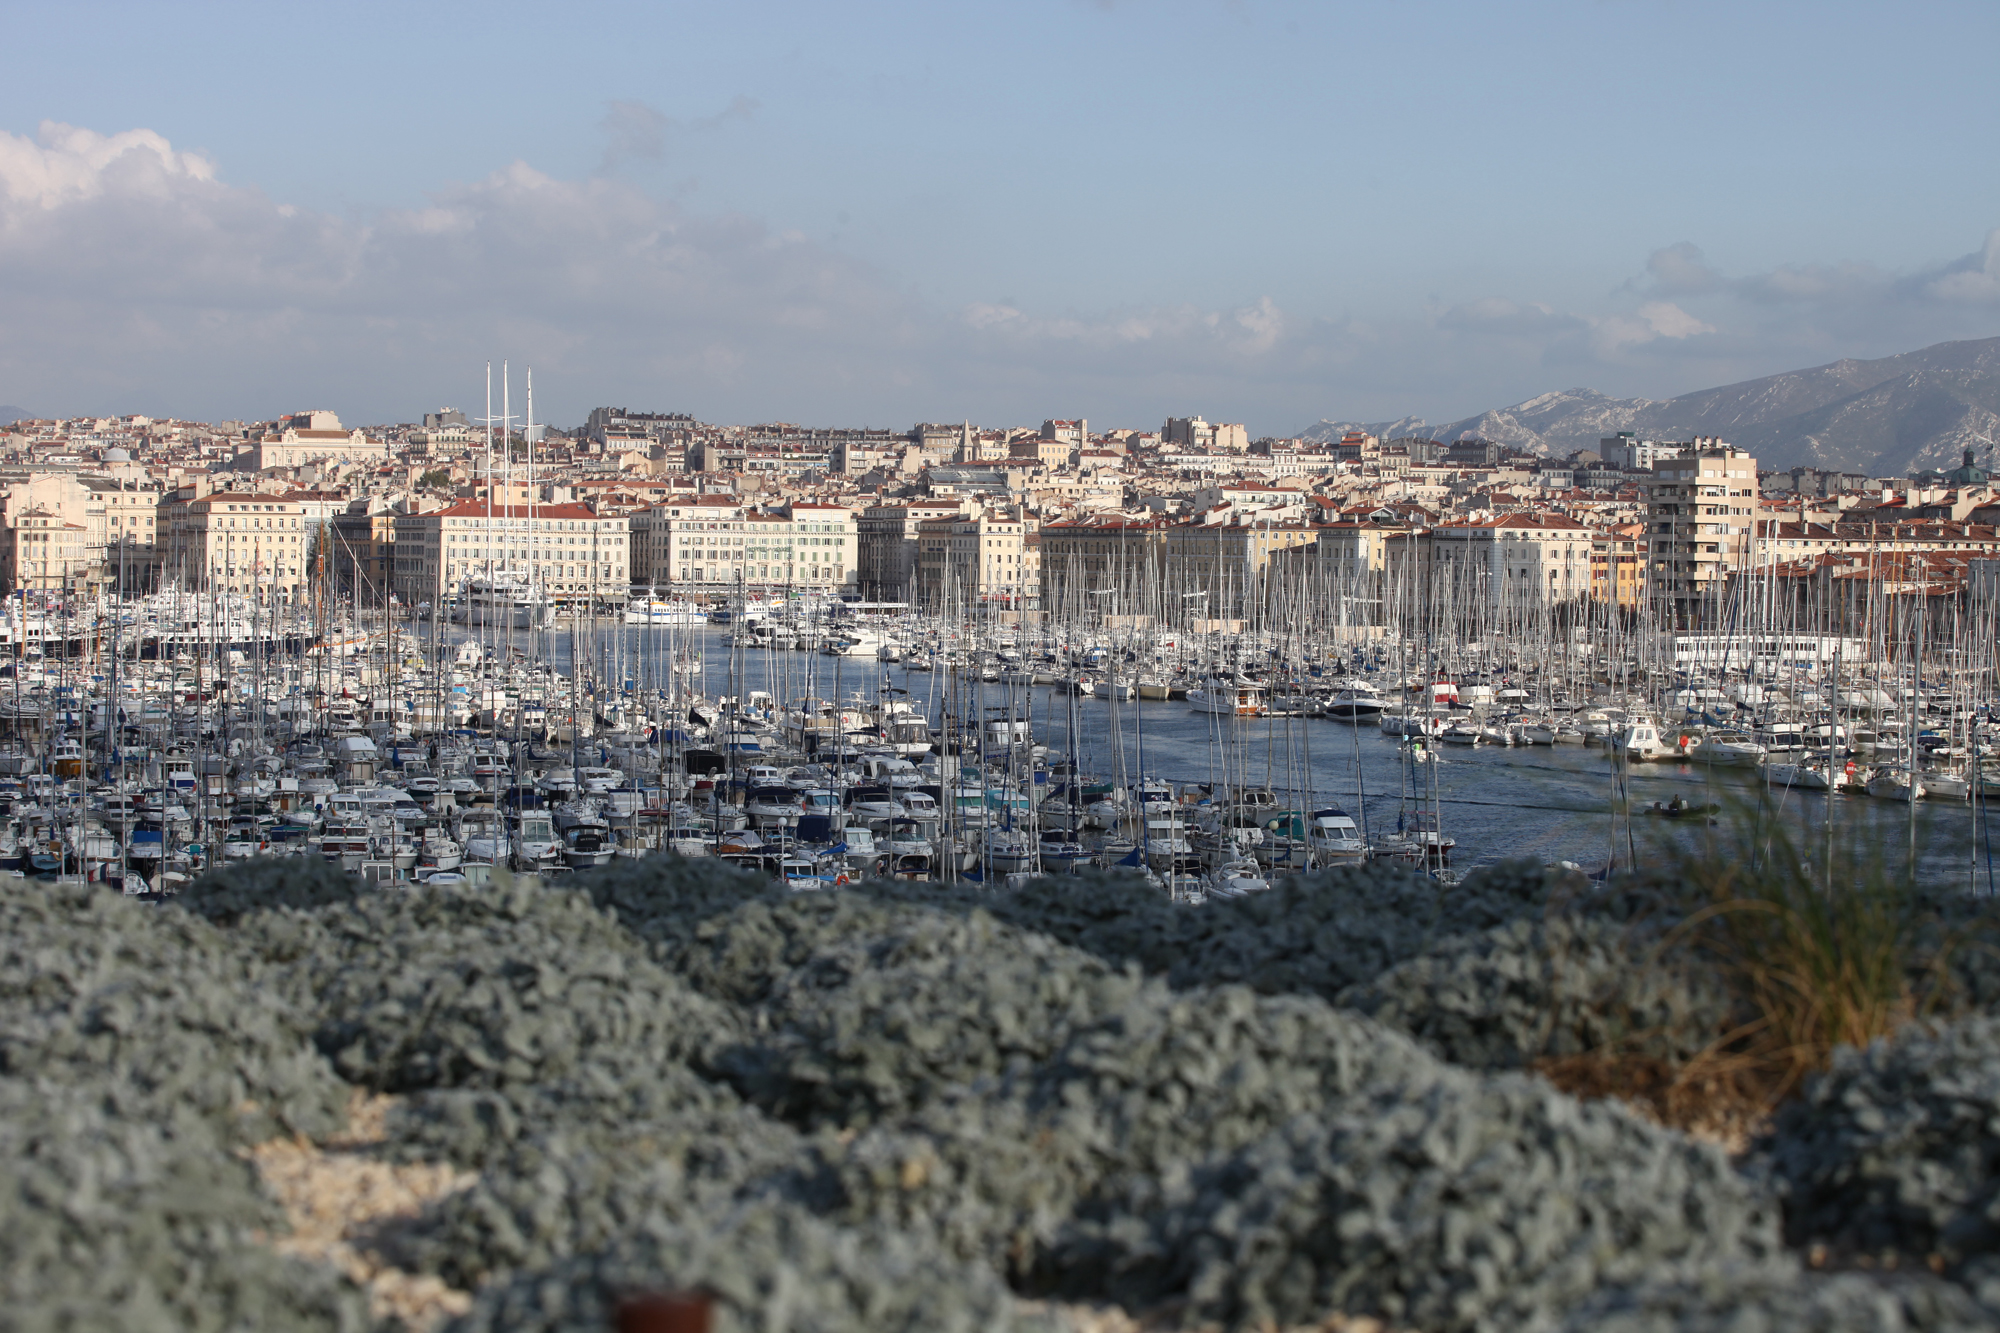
1301, 336, 2000, 477
0, 408, 29, 426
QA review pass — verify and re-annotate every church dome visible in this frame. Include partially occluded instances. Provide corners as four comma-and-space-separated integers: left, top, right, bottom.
1947, 447, 1990, 488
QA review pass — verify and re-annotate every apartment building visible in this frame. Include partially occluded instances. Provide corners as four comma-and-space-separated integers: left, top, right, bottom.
1590, 522, 1648, 608
1162, 416, 1248, 453
750, 503, 853, 592
1427, 512, 1594, 608
1160, 516, 1318, 612
1298, 521, 1399, 581
629, 496, 743, 588
392, 501, 629, 609
854, 500, 968, 601
0, 471, 161, 594
1648, 445, 1759, 628
232, 411, 390, 471
329, 500, 400, 600
156, 491, 309, 600
0, 508, 90, 593
630, 501, 854, 594
1037, 516, 1169, 605
914, 510, 1035, 608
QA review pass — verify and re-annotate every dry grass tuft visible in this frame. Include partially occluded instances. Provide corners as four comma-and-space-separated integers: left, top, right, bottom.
1662, 806, 1948, 1117
1542, 802, 1957, 1142
1532, 1051, 1770, 1153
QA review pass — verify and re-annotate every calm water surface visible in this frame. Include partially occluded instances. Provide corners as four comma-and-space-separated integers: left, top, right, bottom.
503, 624, 1996, 893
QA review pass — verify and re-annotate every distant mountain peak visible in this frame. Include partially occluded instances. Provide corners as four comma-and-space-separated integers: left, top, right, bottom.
1299, 336, 2000, 473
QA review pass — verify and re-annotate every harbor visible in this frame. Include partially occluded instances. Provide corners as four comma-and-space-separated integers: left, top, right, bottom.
5, 588, 1993, 899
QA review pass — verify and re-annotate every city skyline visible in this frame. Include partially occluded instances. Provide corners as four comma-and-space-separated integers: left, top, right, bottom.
4, 1, 1999, 432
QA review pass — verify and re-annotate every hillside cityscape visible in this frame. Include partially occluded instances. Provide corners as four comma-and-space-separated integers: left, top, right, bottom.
1, 336, 1996, 618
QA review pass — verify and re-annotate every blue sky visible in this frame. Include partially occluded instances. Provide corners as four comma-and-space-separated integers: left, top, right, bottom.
3, 0, 1999, 432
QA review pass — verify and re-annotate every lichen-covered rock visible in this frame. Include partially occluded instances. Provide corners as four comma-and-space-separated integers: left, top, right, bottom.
710, 899, 1150, 1127
559, 852, 782, 954
269, 881, 743, 1092
1565, 1263, 1998, 1333
0, 1081, 371, 1333
173, 855, 366, 925
388, 1107, 806, 1289
0, 880, 347, 1144
440, 1198, 1062, 1333
1057, 1072, 1781, 1333
1768, 1014, 2000, 1267
1338, 914, 1733, 1070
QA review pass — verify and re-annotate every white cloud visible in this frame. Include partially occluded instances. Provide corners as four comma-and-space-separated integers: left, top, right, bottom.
1636, 301, 1713, 339
0, 121, 214, 208
3, 119, 2000, 432
1919, 228, 2000, 304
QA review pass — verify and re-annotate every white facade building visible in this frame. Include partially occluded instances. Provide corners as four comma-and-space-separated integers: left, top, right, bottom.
393, 500, 629, 608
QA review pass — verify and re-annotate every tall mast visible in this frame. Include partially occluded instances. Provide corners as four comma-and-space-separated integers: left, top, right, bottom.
502, 361, 512, 576
526, 367, 537, 605
484, 361, 494, 588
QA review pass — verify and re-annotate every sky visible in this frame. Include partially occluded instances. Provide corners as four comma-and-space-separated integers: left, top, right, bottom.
3, 0, 2000, 435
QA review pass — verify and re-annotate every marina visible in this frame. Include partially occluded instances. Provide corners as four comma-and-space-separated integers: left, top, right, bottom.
5, 585, 1994, 900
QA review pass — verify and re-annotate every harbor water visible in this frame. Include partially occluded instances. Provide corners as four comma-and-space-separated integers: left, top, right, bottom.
535, 623, 1996, 894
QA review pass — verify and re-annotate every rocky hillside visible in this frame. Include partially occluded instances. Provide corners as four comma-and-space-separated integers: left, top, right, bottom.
1304, 335, 2000, 475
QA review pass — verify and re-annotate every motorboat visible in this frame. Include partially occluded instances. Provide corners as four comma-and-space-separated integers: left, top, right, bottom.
511, 810, 561, 869
1324, 684, 1386, 721
1699, 733, 1767, 768
1188, 681, 1267, 717
418, 826, 463, 870
1644, 798, 1720, 819
455, 574, 549, 629
1373, 810, 1454, 867
1866, 770, 1925, 801
560, 817, 614, 868
1208, 859, 1271, 898
1766, 759, 1853, 792
1304, 807, 1368, 866
982, 828, 1038, 875
1925, 771, 1971, 801
1620, 720, 1688, 763
1037, 828, 1090, 873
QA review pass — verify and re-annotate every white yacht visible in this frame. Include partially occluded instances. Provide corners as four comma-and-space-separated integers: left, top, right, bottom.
456, 574, 549, 629
1698, 733, 1767, 768
622, 598, 708, 626
1187, 680, 1267, 717
1305, 807, 1369, 865
1620, 719, 1687, 763
1324, 682, 1386, 721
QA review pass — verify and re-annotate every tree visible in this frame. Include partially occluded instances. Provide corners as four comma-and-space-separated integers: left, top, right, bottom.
419, 469, 453, 490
